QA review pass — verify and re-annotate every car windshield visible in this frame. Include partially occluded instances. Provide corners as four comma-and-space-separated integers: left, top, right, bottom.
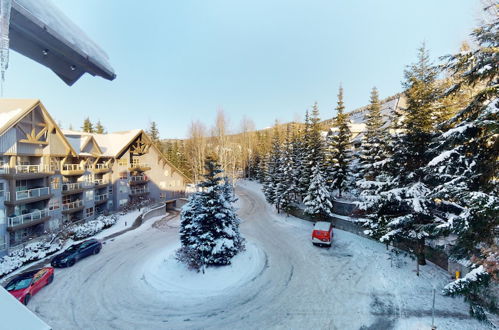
5, 277, 32, 291
66, 245, 80, 252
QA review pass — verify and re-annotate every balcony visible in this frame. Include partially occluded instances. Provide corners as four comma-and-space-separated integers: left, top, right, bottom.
61, 164, 85, 176
91, 163, 111, 174
62, 200, 84, 214
0, 164, 54, 179
129, 175, 148, 185
94, 179, 110, 188
130, 187, 149, 196
7, 208, 51, 231
94, 193, 109, 204
62, 182, 85, 195
128, 162, 151, 172
4, 187, 52, 206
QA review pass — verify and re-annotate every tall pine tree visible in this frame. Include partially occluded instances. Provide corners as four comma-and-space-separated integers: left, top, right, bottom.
328, 86, 352, 197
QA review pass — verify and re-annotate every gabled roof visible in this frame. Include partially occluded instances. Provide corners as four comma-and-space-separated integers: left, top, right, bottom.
63, 131, 103, 156
0, 99, 77, 155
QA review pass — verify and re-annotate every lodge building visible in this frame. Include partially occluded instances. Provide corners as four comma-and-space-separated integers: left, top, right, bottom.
0, 99, 190, 255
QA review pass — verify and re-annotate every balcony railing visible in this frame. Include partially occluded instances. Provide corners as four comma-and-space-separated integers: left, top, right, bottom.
0, 164, 53, 174
130, 187, 149, 195
62, 182, 84, 192
94, 179, 110, 186
93, 164, 110, 170
62, 200, 84, 210
62, 164, 85, 171
130, 176, 148, 182
15, 187, 50, 201
7, 208, 50, 227
95, 193, 109, 202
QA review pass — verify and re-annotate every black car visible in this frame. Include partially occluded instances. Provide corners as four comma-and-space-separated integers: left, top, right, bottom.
51, 239, 102, 267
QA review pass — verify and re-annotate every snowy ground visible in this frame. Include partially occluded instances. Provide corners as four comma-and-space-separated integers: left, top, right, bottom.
24, 182, 486, 330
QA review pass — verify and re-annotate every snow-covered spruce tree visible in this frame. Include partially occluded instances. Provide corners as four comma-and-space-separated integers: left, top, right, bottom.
304, 165, 333, 218
358, 87, 389, 181
290, 124, 305, 202
423, 15, 499, 321
367, 44, 440, 266
327, 86, 352, 198
177, 156, 245, 270
275, 125, 295, 213
297, 110, 313, 199
262, 123, 281, 205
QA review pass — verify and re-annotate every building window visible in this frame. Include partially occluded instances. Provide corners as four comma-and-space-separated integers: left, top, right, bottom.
0, 209, 5, 225
119, 186, 128, 193
86, 190, 94, 201
0, 182, 4, 199
48, 198, 60, 211
118, 158, 127, 166
51, 177, 60, 189
85, 207, 94, 218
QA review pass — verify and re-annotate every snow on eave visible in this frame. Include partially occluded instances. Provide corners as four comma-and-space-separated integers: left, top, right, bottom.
10, 0, 116, 85
0, 287, 52, 330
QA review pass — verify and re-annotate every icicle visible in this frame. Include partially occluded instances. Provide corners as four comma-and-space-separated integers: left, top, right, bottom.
0, 0, 12, 96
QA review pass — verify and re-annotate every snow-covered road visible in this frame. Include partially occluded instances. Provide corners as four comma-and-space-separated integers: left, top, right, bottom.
27, 183, 485, 330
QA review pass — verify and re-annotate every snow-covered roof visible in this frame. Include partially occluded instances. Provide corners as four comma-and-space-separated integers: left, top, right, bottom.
62, 129, 142, 158
314, 221, 332, 231
0, 287, 52, 330
0, 99, 38, 132
9, 0, 116, 85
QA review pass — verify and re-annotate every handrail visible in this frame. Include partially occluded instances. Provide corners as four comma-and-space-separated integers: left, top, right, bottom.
62, 164, 84, 171
95, 193, 109, 201
130, 175, 148, 181
62, 200, 83, 210
62, 182, 84, 191
8, 209, 50, 227
16, 187, 50, 200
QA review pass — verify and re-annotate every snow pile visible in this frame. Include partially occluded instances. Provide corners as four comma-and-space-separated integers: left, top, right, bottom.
0, 239, 62, 277
70, 214, 118, 240
443, 265, 488, 296
139, 241, 265, 299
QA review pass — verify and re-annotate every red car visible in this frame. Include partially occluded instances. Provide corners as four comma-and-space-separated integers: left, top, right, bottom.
4, 267, 54, 305
312, 221, 334, 247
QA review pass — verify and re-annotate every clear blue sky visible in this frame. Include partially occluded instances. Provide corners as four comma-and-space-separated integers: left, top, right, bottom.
5, 0, 480, 138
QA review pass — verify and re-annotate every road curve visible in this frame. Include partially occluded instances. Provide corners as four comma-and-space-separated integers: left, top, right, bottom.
27, 184, 479, 330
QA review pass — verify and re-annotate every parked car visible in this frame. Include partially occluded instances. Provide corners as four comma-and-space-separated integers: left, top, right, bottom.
5, 267, 54, 305
51, 239, 102, 267
312, 221, 334, 247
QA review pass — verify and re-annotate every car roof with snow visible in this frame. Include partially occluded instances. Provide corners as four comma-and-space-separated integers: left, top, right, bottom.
313, 221, 332, 231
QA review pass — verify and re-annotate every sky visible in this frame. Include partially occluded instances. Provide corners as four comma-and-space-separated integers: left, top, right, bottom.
4, 0, 481, 138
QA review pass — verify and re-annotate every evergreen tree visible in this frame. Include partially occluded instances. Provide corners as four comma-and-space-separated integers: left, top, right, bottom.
95, 120, 105, 134
358, 87, 388, 180
304, 164, 333, 218
275, 125, 295, 213
297, 110, 312, 198
262, 123, 281, 205
177, 156, 245, 270
82, 117, 94, 133
424, 16, 498, 321
328, 86, 352, 197
361, 45, 440, 266
148, 121, 160, 143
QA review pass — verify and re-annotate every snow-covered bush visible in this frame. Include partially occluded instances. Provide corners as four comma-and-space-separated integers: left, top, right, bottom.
71, 214, 119, 240
0, 239, 63, 277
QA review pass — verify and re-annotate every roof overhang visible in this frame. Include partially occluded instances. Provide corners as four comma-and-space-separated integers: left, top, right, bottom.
9, 0, 116, 85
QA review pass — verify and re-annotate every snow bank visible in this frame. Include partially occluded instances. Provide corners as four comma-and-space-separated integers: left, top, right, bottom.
70, 214, 119, 240
138, 241, 266, 299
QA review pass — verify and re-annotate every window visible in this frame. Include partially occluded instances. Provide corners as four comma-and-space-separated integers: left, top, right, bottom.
0, 209, 5, 225
118, 158, 127, 166
85, 207, 94, 218
15, 180, 28, 191
48, 198, 60, 211
51, 177, 60, 189
119, 186, 128, 193
86, 190, 94, 201
0, 182, 4, 199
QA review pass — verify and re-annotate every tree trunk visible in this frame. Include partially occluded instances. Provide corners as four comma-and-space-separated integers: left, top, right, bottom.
417, 237, 426, 266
